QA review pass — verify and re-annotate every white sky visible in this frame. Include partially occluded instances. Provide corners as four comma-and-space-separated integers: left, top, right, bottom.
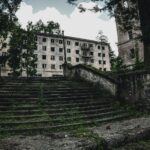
16, 2, 118, 55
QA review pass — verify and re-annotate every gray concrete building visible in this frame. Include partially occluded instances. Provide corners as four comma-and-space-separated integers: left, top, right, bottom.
0, 33, 111, 77
116, 0, 144, 66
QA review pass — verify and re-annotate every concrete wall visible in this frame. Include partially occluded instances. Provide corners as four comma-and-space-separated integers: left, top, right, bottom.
118, 70, 150, 111
64, 64, 117, 96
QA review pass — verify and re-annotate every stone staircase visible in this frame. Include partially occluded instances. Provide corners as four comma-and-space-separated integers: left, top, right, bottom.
0, 77, 129, 135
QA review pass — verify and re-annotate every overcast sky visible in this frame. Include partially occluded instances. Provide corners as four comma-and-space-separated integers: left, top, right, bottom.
16, 0, 118, 55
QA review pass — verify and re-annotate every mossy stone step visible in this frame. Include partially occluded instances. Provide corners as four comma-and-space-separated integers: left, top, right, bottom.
0, 113, 129, 135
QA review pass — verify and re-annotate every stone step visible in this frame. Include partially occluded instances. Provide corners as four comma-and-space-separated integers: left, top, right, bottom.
0, 110, 126, 127
0, 96, 112, 103
0, 88, 101, 94
0, 94, 104, 99
0, 113, 129, 135
0, 86, 95, 91
0, 107, 115, 120
0, 91, 103, 97
0, 78, 129, 136
0, 103, 111, 114
0, 101, 112, 111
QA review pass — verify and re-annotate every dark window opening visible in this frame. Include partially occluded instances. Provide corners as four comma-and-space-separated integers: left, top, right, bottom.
42, 55, 46, 60
130, 48, 135, 59
43, 38, 47, 42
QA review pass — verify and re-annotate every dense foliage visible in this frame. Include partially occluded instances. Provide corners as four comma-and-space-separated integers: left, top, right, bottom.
34, 20, 61, 34
0, 0, 22, 49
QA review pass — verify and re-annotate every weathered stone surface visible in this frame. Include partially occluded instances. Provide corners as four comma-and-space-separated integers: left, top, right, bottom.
91, 116, 150, 148
118, 71, 150, 111
0, 133, 97, 150
64, 64, 117, 96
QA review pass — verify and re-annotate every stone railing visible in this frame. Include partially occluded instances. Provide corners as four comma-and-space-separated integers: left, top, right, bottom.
117, 69, 150, 110
63, 64, 118, 96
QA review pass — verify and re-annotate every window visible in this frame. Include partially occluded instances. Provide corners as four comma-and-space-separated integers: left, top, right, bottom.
51, 47, 55, 52
67, 49, 71, 53
83, 51, 86, 56
22, 63, 25, 68
90, 52, 93, 56
34, 64, 37, 68
2, 52, 7, 56
59, 48, 63, 52
83, 43, 87, 47
35, 45, 38, 50
76, 50, 79, 54
67, 41, 71, 45
51, 64, 55, 69
51, 39, 55, 43
98, 45, 100, 49
103, 61, 106, 65
104, 68, 106, 71
51, 55, 55, 60
59, 65, 62, 70
99, 60, 101, 64
99, 68, 102, 71
1, 63, 6, 67
35, 36, 37, 41
67, 57, 71, 61
102, 54, 105, 57
128, 30, 133, 40
43, 38, 47, 42
102, 46, 105, 50
2, 43, 7, 48
98, 53, 101, 57
130, 49, 135, 59
34, 54, 38, 59
91, 59, 94, 63
89, 44, 93, 47
76, 58, 79, 62
59, 40, 63, 44
59, 56, 63, 61
42, 64, 47, 69
42, 55, 46, 60
42, 46, 46, 51
75, 42, 79, 46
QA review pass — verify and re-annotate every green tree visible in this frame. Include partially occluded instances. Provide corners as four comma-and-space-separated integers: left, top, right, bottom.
34, 19, 45, 33
23, 22, 37, 77
34, 20, 61, 34
109, 47, 116, 69
8, 25, 24, 76
0, 0, 22, 50
111, 56, 126, 72
68, 0, 150, 65
46, 21, 61, 34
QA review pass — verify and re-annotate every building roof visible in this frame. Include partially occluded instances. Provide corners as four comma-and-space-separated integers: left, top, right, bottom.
37, 33, 109, 45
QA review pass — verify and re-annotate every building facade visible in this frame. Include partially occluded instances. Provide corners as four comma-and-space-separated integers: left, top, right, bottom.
0, 33, 111, 77
116, 0, 144, 66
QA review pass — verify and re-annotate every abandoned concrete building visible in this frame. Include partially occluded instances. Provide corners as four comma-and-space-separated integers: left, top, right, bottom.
116, 0, 144, 66
0, 33, 111, 77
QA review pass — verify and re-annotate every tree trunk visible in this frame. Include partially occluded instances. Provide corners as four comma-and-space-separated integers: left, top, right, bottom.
137, 0, 150, 65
